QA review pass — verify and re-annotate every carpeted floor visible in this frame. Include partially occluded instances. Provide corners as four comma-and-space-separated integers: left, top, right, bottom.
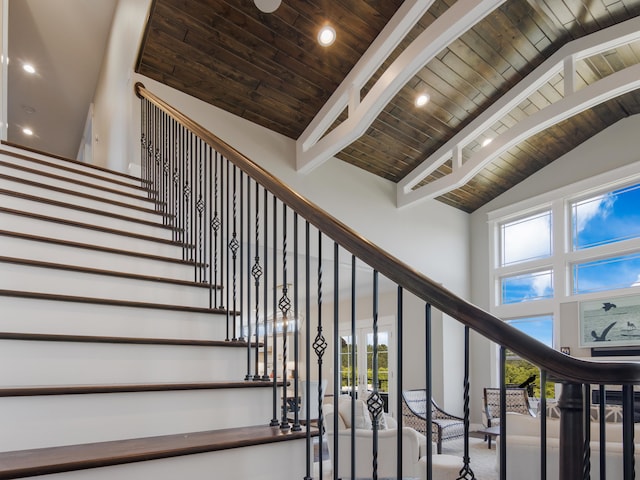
440, 434, 498, 480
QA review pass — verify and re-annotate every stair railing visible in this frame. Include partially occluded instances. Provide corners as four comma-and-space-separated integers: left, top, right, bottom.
136, 83, 640, 480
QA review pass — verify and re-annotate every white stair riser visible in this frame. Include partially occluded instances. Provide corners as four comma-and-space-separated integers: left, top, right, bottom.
26, 441, 307, 480
0, 340, 249, 385
0, 149, 142, 188
0, 163, 152, 207
0, 297, 229, 341
0, 193, 174, 240
0, 263, 212, 307
1, 155, 141, 194
0, 212, 186, 257
0, 236, 196, 281
0, 176, 164, 223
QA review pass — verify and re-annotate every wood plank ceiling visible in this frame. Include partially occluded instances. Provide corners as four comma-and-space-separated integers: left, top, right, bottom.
136, 0, 640, 213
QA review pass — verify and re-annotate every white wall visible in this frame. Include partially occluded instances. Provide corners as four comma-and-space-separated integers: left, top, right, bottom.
469, 114, 640, 416
92, 0, 151, 173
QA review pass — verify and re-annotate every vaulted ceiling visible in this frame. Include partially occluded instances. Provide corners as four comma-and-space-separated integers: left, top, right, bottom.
136, 0, 640, 212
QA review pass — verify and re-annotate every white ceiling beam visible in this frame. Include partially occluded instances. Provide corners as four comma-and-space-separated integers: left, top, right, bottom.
296, 0, 504, 173
398, 62, 640, 207
397, 16, 640, 208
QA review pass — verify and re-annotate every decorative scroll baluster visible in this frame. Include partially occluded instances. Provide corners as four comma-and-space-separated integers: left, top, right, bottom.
244, 176, 253, 380
228, 166, 240, 341
457, 326, 476, 480
304, 220, 313, 480
270, 195, 279, 427
367, 270, 384, 480
279, 205, 290, 430
250, 181, 262, 381
211, 152, 221, 308
313, 230, 327, 480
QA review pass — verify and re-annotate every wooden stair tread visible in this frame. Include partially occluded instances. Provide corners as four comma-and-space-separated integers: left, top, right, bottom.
0, 172, 172, 217
0, 290, 231, 314
0, 425, 312, 478
0, 207, 193, 248
0, 142, 144, 183
0, 230, 203, 267
0, 380, 280, 397
0, 331, 250, 347
0, 256, 216, 289
0, 150, 149, 195
0, 188, 177, 231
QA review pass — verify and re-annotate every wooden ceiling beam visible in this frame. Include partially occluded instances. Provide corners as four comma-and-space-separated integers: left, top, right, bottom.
398, 16, 640, 208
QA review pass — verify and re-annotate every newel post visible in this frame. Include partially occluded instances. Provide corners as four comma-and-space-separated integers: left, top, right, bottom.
558, 382, 584, 480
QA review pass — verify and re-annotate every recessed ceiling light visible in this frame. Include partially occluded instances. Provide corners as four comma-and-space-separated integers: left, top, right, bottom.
23, 64, 36, 74
254, 0, 281, 13
318, 25, 336, 47
415, 94, 430, 107
482, 138, 493, 147
23, 127, 33, 136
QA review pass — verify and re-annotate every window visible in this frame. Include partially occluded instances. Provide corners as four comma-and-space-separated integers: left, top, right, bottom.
501, 270, 553, 304
573, 253, 640, 294
500, 211, 552, 266
572, 183, 640, 250
506, 316, 553, 347
505, 316, 555, 398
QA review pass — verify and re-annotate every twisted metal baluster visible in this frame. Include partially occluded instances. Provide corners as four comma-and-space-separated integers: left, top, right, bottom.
270, 196, 279, 427
279, 205, 291, 430
367, 270, 384, 480
211, 152, 221, 308
195, 139, 205, 283
251, 182, 262, 381
457, 326, 476, 480
228, 166, 240, 341
313, 231, 327, 480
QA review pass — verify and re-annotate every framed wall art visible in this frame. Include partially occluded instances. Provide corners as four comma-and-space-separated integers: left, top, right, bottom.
579, 294, 640, 348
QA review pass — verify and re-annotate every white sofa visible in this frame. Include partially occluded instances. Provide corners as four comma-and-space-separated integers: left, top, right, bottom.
324, 397, 462, 480
498, 411, 640, 480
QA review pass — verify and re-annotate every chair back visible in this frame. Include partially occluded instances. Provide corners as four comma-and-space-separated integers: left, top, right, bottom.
483, 387, 534, 426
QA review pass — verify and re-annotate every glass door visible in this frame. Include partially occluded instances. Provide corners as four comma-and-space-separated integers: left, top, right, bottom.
340, 325, 393, 413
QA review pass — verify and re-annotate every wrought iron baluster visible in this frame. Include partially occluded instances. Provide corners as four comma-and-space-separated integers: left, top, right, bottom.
304, 220, 313, 480
270, 195, 279, 427
367, 270, 384, 480
313, 230, 327, 480
457, 326, 476, 480
279, 204, 290, 430
426, 303, 433, 480
291, 212, 301, 431
261, 188, 269, 381
228, 166, 240, 341
211, 151, 221, 308
251, 182, 262, 381
397, 286, 403, 480
245, 175, 252, 380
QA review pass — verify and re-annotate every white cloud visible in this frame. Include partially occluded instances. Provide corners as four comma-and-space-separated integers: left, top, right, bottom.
632, 274, 640, 287
574, 193, 616, 233
503, 214, 551, 265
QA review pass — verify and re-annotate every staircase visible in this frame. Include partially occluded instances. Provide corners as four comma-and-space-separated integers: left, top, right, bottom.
0, 144, 309, 479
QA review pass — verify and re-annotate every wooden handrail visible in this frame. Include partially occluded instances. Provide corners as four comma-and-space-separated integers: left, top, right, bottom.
135, 82, 640, 386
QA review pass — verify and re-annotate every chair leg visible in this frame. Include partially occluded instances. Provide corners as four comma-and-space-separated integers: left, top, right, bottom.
437, 439, 442, 454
